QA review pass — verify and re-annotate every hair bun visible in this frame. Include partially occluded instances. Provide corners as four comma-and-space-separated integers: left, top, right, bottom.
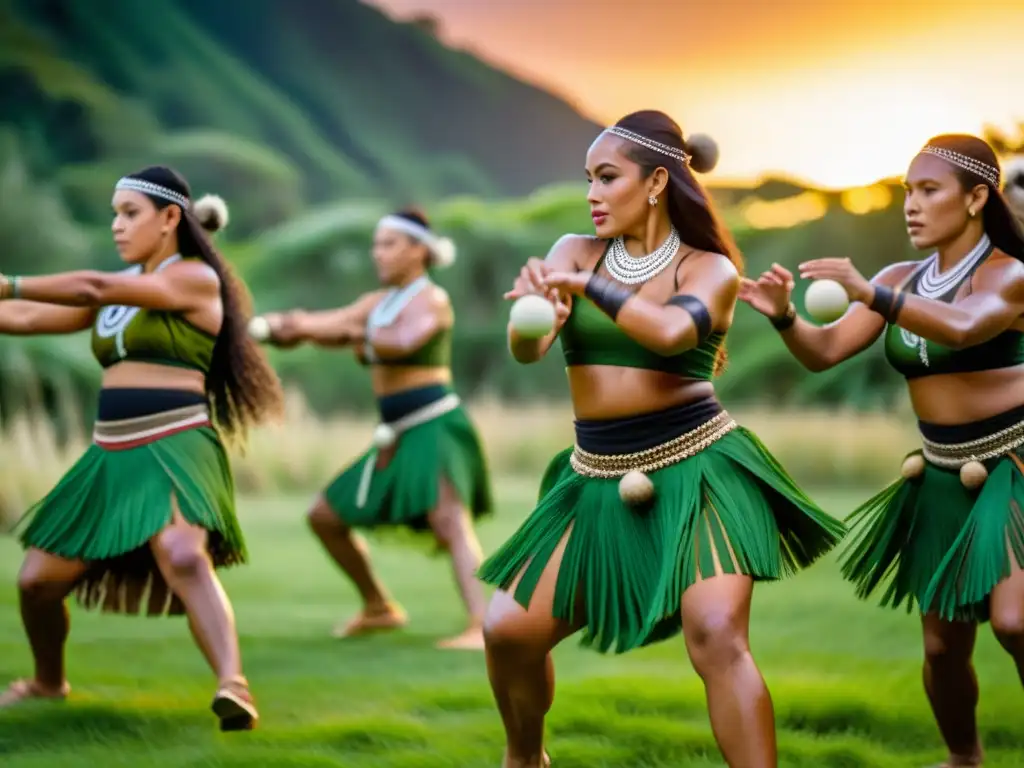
193, 194, 229, 233
684, 134, 719, 174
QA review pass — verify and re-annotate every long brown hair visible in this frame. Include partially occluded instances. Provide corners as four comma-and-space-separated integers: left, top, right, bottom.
124, 165, 284, 444
613, 110, 743, 374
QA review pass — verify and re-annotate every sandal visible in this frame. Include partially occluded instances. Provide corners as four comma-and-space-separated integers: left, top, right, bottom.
211, 675, 259, 732
0, 678, 70, 708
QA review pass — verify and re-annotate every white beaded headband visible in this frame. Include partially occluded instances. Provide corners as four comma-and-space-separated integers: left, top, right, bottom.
920, 146, 1000, 187
603, 126, 690, 165
115, 177, 190, 209
376, 215, 456, 268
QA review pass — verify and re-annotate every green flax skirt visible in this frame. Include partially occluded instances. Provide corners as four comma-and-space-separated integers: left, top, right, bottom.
323, 384, 493, 534
840, 405, 1024, 623
477, 399, 846, 654
13, 404, 246, 616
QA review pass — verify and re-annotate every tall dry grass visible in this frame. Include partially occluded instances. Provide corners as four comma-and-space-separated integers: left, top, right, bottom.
0, 389, 920, 528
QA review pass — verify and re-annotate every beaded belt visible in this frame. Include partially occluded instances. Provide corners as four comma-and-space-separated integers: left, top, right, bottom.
355, 393, 461, 508
93, 404, 211, 451
921, 419, 1024, 470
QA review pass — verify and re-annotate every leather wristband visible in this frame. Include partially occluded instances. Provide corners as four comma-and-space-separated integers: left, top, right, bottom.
584, 274, 632, 320
769, 302, 796, 331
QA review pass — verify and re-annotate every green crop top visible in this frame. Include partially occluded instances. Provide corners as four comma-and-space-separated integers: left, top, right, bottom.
372, 326, 452, 367
558, 249, 724, 380
90, 256, 217, 374
361, 275, 452, 368
883, 238, 1024, 379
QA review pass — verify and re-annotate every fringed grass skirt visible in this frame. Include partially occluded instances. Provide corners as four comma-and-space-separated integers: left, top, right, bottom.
840, 405, 1024, 623
324, 384, 493, 537
477, 397, 846, 654
13, 403, 245, 616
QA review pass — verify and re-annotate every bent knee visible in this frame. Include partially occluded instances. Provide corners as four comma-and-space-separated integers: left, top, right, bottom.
17, 570, 72, 602
991, 608, 1024, 647
156, 543, 211, 581
684, 609, 750, 674
307, 498, 347, 532
483, 591, 544, 656
427, 507, 463, 550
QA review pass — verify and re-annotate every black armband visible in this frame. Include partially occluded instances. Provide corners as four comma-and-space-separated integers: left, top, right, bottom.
769, 302, 797, 331
869, 285, 904, 323
666, 294, 713, 344
584, 274, 632, 320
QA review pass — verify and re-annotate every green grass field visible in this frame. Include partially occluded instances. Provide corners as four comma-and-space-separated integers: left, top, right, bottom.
0, 479, 1021, 767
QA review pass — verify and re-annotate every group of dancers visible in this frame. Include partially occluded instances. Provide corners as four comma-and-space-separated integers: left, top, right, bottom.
0, 108, 1021, 768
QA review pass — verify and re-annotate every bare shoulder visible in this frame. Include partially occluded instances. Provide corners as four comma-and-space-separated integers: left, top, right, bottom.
426, 282, 452, 311
975, 249, 1024, 293
679, 250, 739, 288
871, 260, 921, 286
547, 233, 604, 270
163, 259, 220, 291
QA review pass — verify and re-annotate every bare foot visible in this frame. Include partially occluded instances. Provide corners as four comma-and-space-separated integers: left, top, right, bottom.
211, 675, 259, 732
332, 602, 408, 638
0, 678, 70, 708
436, 624, 485, 651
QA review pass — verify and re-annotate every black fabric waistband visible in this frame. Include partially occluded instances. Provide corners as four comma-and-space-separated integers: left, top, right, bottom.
574, 396, 724, 455
378, 384, 452, 423
918, 402, 1024, 444
97, 388, 207, 421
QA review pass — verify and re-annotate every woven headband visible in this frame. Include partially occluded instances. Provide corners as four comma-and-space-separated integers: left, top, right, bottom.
919, 146, 1000, 187
602, 126, 690, 165
115, 177, 190, 209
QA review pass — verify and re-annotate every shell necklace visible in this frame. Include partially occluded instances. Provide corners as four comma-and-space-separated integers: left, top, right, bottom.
900, 233, 991, 367
604, 227, 680, 285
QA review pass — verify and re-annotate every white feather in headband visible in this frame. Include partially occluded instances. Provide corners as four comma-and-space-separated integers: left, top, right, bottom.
376, 214, 456, 269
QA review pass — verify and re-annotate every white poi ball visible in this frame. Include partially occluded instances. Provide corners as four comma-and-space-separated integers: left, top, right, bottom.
509, 294, 556, 338
372, 423, 396, 449
804, 279, 850, 323
247, 316, 271, 342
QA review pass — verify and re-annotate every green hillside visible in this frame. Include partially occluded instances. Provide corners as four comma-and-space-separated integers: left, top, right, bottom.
2, 0, 603, 235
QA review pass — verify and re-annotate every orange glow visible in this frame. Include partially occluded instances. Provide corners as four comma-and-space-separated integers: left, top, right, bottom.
370, 0, 1024, 188
741, 192, 829, 230
841, 185, 894, 215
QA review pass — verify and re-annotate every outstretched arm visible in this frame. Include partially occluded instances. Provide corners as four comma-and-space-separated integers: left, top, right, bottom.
800, 256, 1024, 350
0, 300, 97, 336
263, 292, 382, 348
4, 262, 219, 312
542, 252, 737, 357
739, 262, 916, 372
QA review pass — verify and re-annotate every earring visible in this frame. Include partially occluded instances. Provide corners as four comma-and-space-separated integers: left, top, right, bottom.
648, 195, 657, 206
968, 209, 976, 218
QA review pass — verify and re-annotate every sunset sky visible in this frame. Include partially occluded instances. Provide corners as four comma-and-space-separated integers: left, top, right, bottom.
370, 0, 1024, 189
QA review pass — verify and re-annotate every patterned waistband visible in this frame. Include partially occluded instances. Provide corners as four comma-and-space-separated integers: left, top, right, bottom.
93, 404, 211, 451
921, 418, 1024, 469
570, 411, 737, 479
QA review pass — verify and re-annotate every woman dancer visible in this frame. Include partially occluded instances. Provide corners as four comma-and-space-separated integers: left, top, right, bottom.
257, 208, 493, 650
477, 110, 846, 768
741, 134, 1024, 767
0, 166, 284, 731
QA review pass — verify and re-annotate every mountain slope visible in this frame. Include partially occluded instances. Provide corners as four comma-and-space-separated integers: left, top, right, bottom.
4, 0, 604, 226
